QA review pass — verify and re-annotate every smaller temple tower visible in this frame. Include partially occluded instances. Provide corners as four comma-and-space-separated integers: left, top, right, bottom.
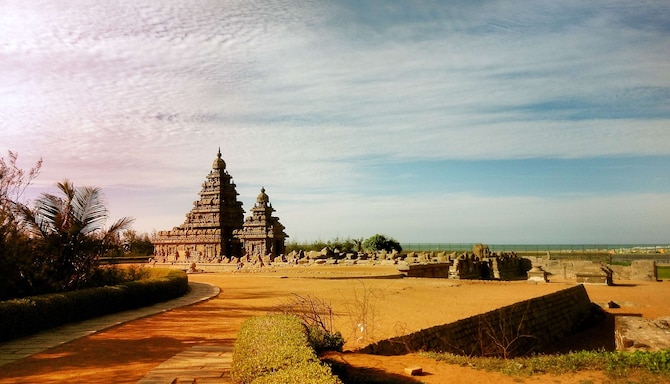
234, 187, 288, 260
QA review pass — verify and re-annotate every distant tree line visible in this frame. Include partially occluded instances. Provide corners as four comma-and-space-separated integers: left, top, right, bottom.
285, 234, 402, 254
0, 151, 150, 300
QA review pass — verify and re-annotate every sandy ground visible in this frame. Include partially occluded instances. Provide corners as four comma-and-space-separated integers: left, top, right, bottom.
1, 264, 669, 383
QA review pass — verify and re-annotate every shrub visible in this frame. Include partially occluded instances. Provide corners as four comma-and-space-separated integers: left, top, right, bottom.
231, 314, 341, 384
362, 234, 402, 253
252, 362, 341, 384
0, 268, 187, 341
307, 326, 345, 354
285, 237, 363, 254
273, 293, 344, 354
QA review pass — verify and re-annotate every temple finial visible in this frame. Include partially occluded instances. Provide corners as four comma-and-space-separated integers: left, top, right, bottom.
213, 148, 226, 169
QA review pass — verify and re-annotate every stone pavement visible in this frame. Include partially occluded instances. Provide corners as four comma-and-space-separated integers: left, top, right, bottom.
137, 344, 233, 384
0, 281, 223, 382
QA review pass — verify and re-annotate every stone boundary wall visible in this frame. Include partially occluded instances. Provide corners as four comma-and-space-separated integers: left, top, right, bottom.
397, 262, 451, 278
361, 285, 593, 357
527, 258, 657, 281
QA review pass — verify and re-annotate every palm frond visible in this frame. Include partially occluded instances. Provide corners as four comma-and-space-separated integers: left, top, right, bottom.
73, 186, 108, 235
99, 216, 135, 254
56, 180, 75, 202
34, 193, 65, 234
106, 216, 135, 236
19, 204, 49, 238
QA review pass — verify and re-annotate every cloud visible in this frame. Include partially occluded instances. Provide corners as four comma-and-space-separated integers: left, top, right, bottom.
3, 0, 668, 167
1, 1, 669, 242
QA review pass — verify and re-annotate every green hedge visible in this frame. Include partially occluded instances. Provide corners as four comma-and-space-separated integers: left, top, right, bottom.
0, 268, 188, 342
231, 314, 341, 384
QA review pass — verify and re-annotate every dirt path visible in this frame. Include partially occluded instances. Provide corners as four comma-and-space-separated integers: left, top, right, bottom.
0, 265, 668, 383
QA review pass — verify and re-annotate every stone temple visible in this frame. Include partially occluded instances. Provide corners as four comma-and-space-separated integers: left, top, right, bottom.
234, 187, 288, 259
152, 149, 287, 262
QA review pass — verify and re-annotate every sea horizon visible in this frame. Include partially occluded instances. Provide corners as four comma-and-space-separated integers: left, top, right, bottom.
400, 243, 669, 253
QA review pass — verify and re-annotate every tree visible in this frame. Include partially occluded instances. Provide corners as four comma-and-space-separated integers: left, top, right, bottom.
0, 151, 42, 299
21, 180, 134, 291
121, 229, 154, 256
362, 234, 402, 253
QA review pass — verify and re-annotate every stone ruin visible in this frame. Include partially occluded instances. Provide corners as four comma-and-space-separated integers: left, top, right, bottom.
398, 244, 532, 280
151, 149, 287, 264
526, 256, 658, 283
243, 243, 532, 281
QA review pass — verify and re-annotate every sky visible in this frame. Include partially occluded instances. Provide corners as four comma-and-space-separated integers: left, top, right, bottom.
1, 0, 669, 245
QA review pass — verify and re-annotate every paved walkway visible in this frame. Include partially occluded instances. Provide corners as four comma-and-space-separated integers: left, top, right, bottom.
0, 281, 221, 379
137, 344, 233, 384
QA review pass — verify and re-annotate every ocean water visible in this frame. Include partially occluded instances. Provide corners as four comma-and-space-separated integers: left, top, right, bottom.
400, 243, 669, 253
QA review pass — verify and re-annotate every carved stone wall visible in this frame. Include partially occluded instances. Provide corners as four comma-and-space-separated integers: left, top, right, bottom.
234, 187, 288, 260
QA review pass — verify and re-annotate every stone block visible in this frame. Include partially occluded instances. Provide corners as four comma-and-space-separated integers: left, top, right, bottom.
527, 266, 548, 283
575, 273, 608, 285
404, 366, 423, 376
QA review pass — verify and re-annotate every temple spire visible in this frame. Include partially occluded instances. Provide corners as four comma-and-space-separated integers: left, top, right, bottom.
153, 149, 244, 260
213, 147, 226, 170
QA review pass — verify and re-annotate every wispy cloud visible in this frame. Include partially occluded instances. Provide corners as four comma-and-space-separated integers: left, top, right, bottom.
1, 0, 668, 242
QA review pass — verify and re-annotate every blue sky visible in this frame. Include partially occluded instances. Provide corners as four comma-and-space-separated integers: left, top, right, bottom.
1, 1, 669, 244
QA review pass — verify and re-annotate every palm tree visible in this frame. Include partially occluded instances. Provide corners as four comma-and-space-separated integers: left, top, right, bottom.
22, 180, 134, 291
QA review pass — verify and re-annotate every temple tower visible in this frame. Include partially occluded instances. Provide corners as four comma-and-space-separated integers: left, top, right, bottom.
152, 149, 245, 261
234, 187, 288, 260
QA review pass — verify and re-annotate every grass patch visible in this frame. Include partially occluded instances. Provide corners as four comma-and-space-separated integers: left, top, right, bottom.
424, 349, 670, 379
657, 266, 670, 280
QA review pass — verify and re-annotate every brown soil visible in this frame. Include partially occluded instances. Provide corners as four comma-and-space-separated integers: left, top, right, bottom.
1, 264, 669, 383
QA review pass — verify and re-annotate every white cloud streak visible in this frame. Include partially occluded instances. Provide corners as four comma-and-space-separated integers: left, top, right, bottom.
1, 0, 668, 241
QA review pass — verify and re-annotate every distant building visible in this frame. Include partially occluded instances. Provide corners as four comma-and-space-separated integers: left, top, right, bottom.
152, 149, 287, 262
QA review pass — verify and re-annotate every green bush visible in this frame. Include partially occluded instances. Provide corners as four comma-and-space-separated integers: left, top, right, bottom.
0, 268, 187, 341
285, 237, 362, 254
231, 314, 341, 384
87, 265, 152, 288
362, 234, 402, 253
252, 362, 342, 384
307, 326, 344, 354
